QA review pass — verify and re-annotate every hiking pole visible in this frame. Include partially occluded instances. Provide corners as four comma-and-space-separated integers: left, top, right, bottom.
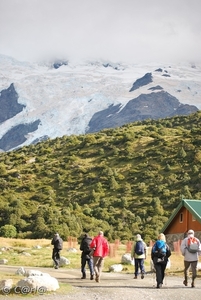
164, 272, 167, 286
150, 260, 156, 287
152, 271, 156, 287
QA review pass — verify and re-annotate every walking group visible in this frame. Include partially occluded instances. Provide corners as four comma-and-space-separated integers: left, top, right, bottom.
79, 230, 109, 283
51, 229, 201, 288
131, 230, 201, 288
131, 233, 171, 288
51, 230, 109, 283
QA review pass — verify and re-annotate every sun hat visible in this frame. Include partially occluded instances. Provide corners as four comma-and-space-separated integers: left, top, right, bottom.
187, 229, 194, 235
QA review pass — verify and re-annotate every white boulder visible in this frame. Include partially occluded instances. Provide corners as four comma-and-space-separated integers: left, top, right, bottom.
16, 267, 26, 275
109, 264, 123, 272
17, 273, 59, 292
60, 256, 70, 266
67, 248, 77, 253
0, 279, 13, 289
0, 259, 8, 264
21, 252, 31, 256
121, 253, 134, 265
33, 245, 42, 249
25, 269, 45, 276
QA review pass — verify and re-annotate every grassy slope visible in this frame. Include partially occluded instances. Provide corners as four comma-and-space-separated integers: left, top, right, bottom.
0, 112, 201, 241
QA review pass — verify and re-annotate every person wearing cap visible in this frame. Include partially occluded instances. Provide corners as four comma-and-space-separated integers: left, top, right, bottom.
90, 231, 109, 283
180, 229, 201, 288
131, 234, 147, 279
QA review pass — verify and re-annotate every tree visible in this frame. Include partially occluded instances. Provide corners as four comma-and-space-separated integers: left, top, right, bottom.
123, 182, 131, 195
138, 182, 147, 194
109, 176, 119, 190
0, 225, 17, 238
165, 164, 171, 171
0, 163, 7, 175
194, 151, 201, 162
178, 147, 187, 159
182, 185, 192, 199
192, 165, 199, 173
151, 197, 164, 215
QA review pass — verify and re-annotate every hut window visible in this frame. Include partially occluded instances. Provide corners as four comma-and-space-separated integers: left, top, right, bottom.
180, 213, 183, 223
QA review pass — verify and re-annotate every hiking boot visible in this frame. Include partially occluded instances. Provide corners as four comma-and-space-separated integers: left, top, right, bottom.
156, 283, 162, 288
90, 274, 94, 280
191, 282, 195, 288
141, 274, 144, 279
81, 275, 86, 279
95, 274, 100, 282
134, 276, 137, 279
183, 280, 188, 286
54, 265, 59, 269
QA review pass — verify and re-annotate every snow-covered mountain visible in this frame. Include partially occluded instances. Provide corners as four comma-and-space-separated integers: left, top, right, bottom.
0, 54, 200, 151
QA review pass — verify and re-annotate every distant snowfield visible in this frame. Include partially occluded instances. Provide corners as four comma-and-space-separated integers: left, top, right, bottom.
0, 54, 201, 148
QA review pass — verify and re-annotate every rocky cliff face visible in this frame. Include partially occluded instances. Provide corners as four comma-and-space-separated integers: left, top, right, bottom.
0, 83, 25, 123
87, 91, 198, 133
0, 121, 41, 151
0, 83, 41, 151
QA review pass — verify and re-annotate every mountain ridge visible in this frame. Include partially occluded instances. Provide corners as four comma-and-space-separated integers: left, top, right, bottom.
0, 55, 200, 151
87, 91, 198, 133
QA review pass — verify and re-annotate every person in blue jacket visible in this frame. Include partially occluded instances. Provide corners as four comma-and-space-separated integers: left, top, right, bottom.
151, 233, 171, 288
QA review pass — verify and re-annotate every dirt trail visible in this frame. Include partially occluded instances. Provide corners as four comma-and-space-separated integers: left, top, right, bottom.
0, 266, 200, 299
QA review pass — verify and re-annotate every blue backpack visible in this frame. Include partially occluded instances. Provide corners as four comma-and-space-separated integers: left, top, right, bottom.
135, 240, 145, 255
152, 240, 166, 258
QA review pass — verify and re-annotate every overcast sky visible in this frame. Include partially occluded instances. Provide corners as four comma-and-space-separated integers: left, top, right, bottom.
0, 0, 200, 64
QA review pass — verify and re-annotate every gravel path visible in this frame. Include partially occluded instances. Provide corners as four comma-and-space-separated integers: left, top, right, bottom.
1, 266, 201, 299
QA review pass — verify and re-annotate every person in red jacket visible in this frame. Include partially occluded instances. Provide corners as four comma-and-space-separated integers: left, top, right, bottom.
90, 231, 109, 283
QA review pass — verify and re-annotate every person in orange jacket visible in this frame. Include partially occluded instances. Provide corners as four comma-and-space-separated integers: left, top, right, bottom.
90, 231, 109, 283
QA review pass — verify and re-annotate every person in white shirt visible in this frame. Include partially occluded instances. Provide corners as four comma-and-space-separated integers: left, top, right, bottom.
131, 234, 147, 279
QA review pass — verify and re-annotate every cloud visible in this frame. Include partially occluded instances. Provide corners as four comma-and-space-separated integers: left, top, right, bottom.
0, 0, 201, 63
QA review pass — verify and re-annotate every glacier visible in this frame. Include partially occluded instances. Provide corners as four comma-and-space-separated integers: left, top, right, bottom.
0, 54, 200, 151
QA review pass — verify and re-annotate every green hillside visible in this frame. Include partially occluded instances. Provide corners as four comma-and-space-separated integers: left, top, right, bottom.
0, 111, 201, 243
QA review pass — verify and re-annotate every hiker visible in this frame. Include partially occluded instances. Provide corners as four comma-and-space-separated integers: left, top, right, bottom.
51, 233, 63, 269
131, 234, 147, 279
80, 233, 94, 280
151, 233, 171, 288
90, 231, 109, 283
180, 229, 201, 288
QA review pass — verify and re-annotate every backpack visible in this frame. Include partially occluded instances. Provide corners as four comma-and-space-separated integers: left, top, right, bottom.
135, 240, 145, 255
187, 237, 199, 253
56, 237, 63, 250
152, 240, 166, 258
83, 237, 92, 254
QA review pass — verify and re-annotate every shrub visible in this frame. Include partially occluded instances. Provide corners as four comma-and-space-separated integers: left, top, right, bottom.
0, 224, 17, 238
